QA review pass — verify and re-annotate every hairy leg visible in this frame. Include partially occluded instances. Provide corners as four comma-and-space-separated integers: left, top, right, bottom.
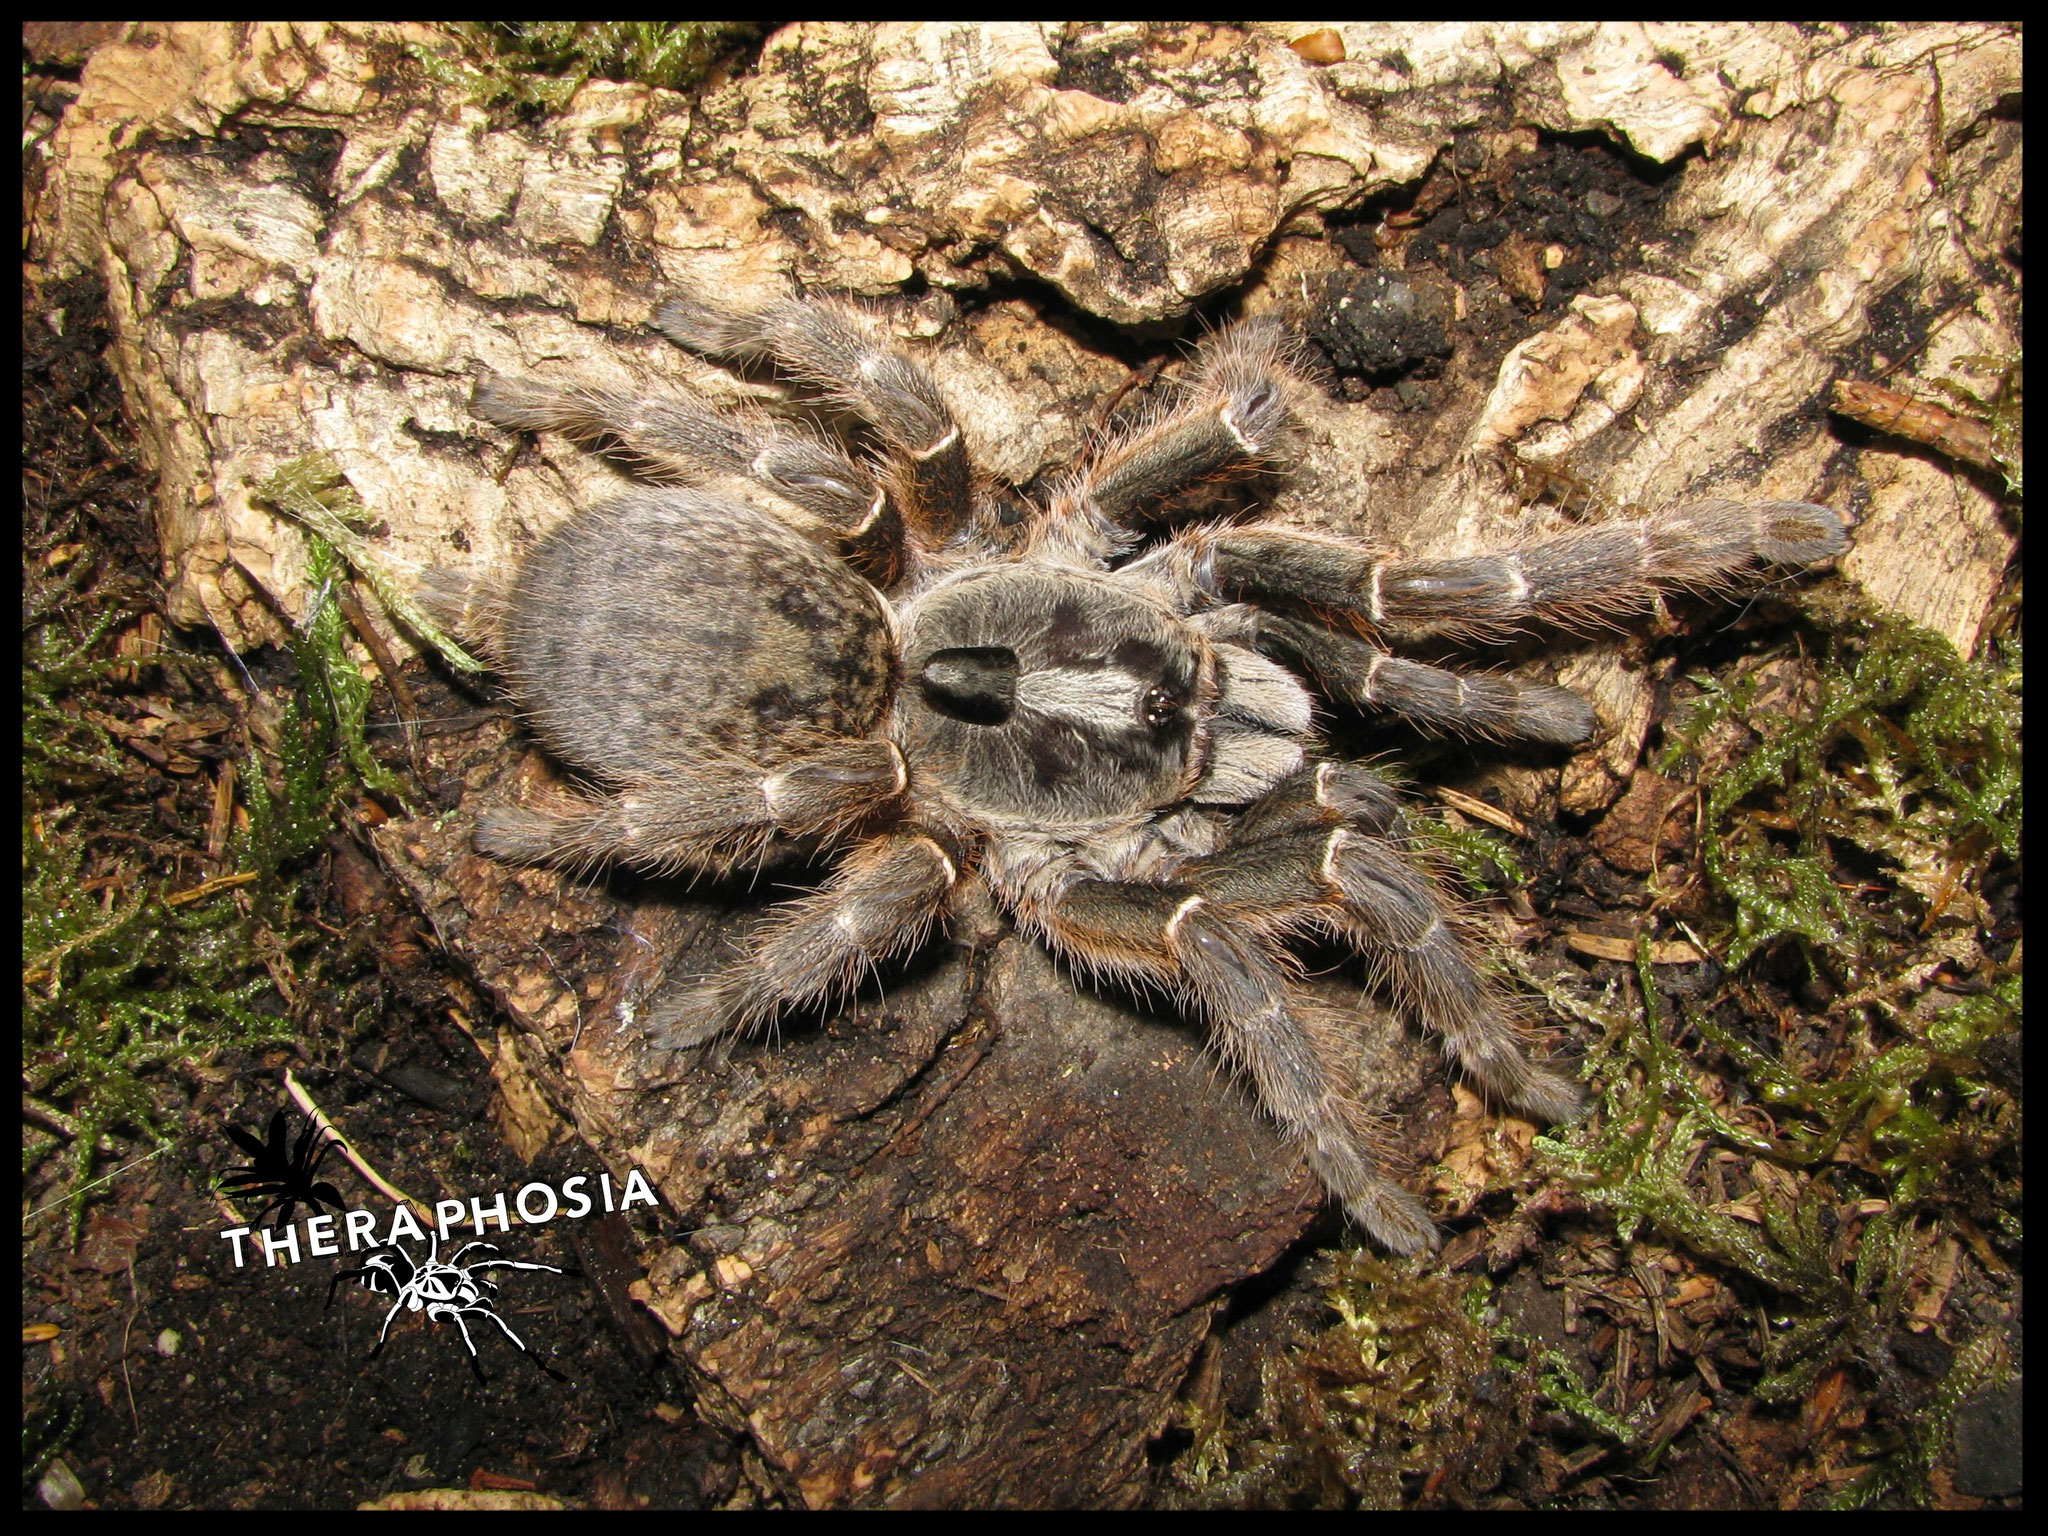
472, 374, 902, 577
1228, 759, 1410, 844
656, 292, 972, 544
1036, 818, 1582, 1122
1319, 830, 1582, 1121
474, 739, 906, 878
1171, 498, 1847, 640
1078, 319, 1301, 522
1038, 320, 1304, 561
1026, 872, 1437, 1253
647, 830, 960, 1048
1256, 614, 1598, 744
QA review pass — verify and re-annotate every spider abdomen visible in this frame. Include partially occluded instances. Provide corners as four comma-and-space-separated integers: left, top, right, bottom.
500, 489, 895, 774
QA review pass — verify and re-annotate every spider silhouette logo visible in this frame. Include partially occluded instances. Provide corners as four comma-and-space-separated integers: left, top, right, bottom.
327, 1232, 574, 1384
219, 1108, 345, 1233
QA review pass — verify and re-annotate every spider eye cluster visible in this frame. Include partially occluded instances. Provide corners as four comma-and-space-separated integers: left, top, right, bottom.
1141, 685, 1182, 728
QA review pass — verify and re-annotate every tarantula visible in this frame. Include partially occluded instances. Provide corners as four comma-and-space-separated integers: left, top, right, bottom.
448, 290, 1847, 1254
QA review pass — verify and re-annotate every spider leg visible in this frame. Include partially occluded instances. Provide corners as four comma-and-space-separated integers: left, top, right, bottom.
1076, 318, 1301, 523
1023, 800, 1578, 1247
1031, 877, 1437, 1254
656, 292, 972, 546
464, 1258, 567, 1277
371, 1291, 409, 1356
1319, 829, 1582, 1122
461, 1303, 572, 1383
473, 375, 903, 580
474, 738, 907, 879
436, 1305, 491, 1383
462, 1302, 527, 1352
1233, 760, 1409, 844
648, 830, 960, 1049
1257, 613, 1598, 743
1168, 498, 1847, 640
326, 1259, 382, 1309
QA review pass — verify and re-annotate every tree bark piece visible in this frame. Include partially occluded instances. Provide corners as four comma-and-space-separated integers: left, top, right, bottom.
368, 734, 1382, 1506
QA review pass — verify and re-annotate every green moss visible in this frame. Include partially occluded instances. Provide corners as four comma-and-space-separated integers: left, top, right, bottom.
1657, 590, 2020, 976
1167, 1251, 1538, 1508
1512, 577, 2022, 1500
20, 1395, 84, 1494
406, 22, 767, 111
25, 464, 440, 1240
1829, 1330, 2013, 1509
1532, 861, 2017, 1497
256, 453, 480, 681
23, 813, 293, 1241
1408, 813, 1528, 890
22, 607, 133, 788
1937, 351, 2023, 500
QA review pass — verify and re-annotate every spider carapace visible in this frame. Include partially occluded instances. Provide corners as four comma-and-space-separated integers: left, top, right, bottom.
440, 290, 1847, 1253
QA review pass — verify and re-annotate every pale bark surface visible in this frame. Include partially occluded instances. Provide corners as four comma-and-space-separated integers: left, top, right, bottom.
29, 21, 2020, 1507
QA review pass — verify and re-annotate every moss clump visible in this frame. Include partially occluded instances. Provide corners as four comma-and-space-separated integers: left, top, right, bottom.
1529, 583, 2021, 1503
23, 812, 293, 1240
1408, 813, 1528, 891
407, 22, 767, 111
25, 468, 423, 1239
22, 607, 133, 787
1656, 589, 2019, 977
1166, 1253, 1539, 1508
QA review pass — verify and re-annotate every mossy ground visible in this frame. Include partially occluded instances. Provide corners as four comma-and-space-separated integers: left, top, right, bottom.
1161, 576, 2021, 1510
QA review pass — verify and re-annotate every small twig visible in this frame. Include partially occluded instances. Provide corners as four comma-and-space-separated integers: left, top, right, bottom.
859, 1017, 998, 1175
21, 1144, 171, 1227
337, 582, 426, 783
257, 455, 483, 674
206, 759, 236, 864
23, 903, 137, 990
1430, 783, 1530, 838
164, 871, 258, 907
282, 1068, 432, 1223
1089, 357, 1165, 438
1832, 378, 1998, 474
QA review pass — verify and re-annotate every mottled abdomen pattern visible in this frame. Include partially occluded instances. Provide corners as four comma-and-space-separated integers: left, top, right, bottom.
500, 490, 894, 773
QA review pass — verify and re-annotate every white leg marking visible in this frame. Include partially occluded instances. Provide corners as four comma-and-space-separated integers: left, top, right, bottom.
846, 487, 887, 537
912, 425, 960, 461
1363, 648, 1386, 703
1165, 894, 1208, 942
912, 836, 958, 888
1320, 828, 1352, 884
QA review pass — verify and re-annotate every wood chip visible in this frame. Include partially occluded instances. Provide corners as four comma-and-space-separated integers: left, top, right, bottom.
1289, 28, 1345, 64
1563, 931, 1705, 965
